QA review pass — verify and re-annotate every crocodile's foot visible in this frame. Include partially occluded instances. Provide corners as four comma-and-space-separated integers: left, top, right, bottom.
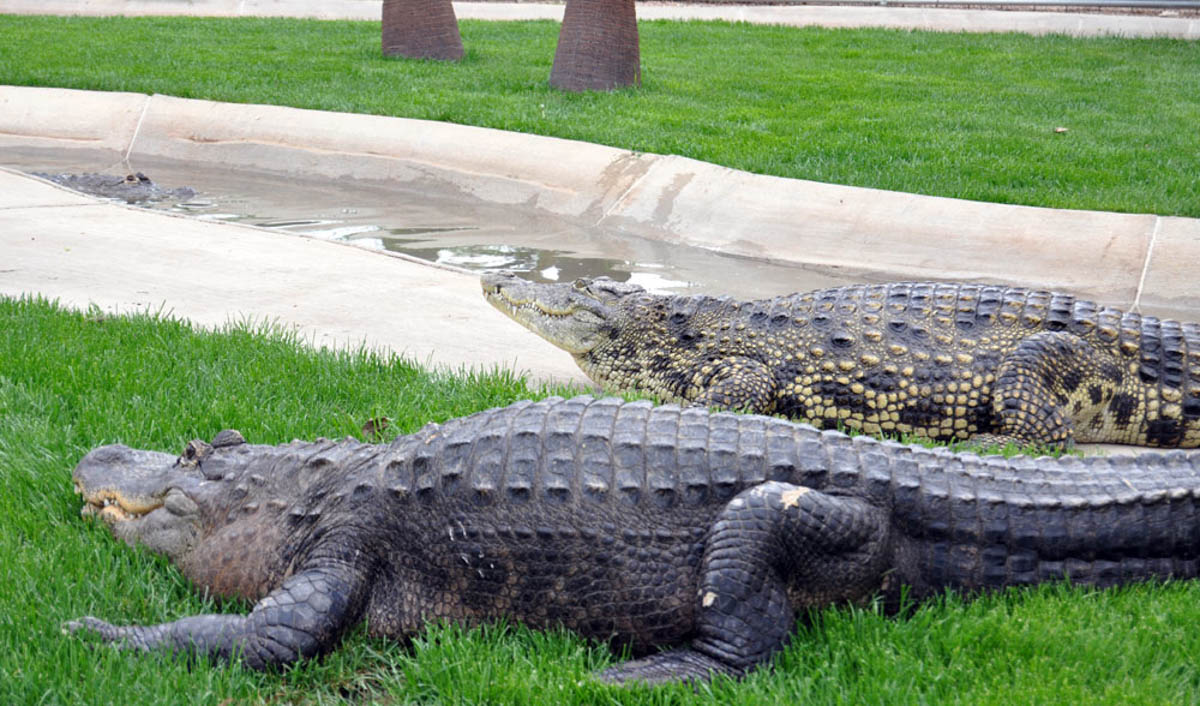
963, 433, 1070, 456
598, 648, 738, 685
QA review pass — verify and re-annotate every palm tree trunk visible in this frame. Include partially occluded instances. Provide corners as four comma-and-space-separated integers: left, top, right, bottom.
550, 0, 641, 92
381, 0, 464, 61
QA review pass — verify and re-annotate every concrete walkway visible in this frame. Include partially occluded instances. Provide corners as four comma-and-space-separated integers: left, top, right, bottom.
0, 167, 591, 387
2, 0, 1198, 39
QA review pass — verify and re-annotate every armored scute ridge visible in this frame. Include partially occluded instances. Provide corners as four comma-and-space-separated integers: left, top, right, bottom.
482, 276, 1200, 449
70, 396, 1200, 684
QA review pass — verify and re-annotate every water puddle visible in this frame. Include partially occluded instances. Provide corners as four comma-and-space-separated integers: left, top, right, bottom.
5, 148, 863, 299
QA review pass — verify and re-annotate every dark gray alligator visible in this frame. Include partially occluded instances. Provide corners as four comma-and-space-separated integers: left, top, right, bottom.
69, 396, 1200, 684
33, 171, 196, 204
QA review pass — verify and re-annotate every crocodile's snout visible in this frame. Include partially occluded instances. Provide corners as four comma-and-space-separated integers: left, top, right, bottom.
480, 271, 522, 296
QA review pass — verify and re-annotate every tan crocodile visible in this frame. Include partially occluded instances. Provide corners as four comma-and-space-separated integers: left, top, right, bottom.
482, 275, 1200, 449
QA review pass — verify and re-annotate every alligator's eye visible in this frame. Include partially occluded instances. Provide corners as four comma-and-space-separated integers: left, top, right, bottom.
212, 429, 245, 448
178, 439, 214, 469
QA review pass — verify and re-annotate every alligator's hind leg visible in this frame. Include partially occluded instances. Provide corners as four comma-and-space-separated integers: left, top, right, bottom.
598, 481, 889, 685
978, 331, 1127, 449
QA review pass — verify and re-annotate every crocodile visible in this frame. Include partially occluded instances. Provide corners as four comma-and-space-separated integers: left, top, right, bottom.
33, 171, 196, 204
68, 395, 1200, 684
482, 274, 1200, 449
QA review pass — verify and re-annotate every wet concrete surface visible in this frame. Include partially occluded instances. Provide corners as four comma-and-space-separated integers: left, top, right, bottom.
5, 148, 862, 301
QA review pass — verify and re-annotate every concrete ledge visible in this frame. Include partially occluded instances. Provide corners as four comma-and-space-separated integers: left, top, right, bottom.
1138, 216, 1200, 317
128, 93, 656, 218
2, 84, 1197, 319
0, 87, 148, 153
2, 0, 1198, 39
597, 153, 1159, 306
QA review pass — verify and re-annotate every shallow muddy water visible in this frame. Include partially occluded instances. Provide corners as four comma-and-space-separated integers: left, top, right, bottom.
5, 148, 864, 299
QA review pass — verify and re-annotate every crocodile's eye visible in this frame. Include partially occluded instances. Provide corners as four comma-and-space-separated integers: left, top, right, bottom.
592, 280, 622, 296
573, 278, 589, 290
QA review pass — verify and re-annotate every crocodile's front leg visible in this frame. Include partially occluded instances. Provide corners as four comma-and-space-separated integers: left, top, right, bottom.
599, 481, 890, 684
67, 557, 372, 670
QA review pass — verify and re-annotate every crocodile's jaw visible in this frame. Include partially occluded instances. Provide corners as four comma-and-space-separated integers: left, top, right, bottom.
74, 444, 204, 563
481, 273, 626, 355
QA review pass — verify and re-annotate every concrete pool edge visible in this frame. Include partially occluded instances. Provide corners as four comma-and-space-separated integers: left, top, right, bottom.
2, 84, 1197, 319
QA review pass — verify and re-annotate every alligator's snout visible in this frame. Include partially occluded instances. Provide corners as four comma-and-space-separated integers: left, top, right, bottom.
73, 444, 179, 523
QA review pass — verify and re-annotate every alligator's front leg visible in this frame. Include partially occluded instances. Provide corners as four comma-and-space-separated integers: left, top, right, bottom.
67, 560, 371, 670
599, 481, 890, 684
690, 357, 778, 414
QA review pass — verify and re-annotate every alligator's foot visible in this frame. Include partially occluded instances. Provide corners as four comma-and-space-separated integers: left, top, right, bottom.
64, 616, 151, 650
598, 648, 738, 685
64, 562, 371, 670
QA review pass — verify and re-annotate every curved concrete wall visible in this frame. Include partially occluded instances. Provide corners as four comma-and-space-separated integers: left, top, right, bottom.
1, 85, 1197, 318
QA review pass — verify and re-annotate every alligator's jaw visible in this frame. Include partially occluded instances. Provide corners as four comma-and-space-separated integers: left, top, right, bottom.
73, 445, 176, 517
77, 487, 163, 524
73, 444, 202, 561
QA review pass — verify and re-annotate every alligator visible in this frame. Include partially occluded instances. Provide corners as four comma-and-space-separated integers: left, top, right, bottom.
68, 395, 1200, 684
33, 171, 196, 204
482, 275, 1200, 449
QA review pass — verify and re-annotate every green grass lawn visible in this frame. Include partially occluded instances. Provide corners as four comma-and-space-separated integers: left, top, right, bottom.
3, 295, 1199, 704
1, 15, 1198, 216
